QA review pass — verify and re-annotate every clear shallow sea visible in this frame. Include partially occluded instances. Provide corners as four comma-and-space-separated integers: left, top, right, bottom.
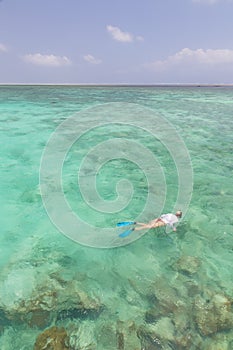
0, 85, 233, 349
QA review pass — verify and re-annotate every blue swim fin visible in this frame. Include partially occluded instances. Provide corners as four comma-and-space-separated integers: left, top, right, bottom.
119, 228, 134, 238
116, 221, 136, 227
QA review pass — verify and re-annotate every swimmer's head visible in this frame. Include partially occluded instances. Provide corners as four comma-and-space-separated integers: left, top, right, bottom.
175, 210, 182, 218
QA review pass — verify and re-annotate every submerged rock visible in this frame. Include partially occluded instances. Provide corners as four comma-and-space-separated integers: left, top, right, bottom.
56, 282, 103, 322
145, 307, 163, 324
2, 289, 56, 328
150, 317, 175, 342
0, 277, 103, 328
173, 255, 201, 275
0, 308, 11, 331
203, 337, 229, 350
95, 319, 140, 350
185, 279, 200, 297
34, 326, 70, 350
147, 278, 186, 316
116, 320, 141, 350
138, 316, 203, 350
194, 294, 233, 336
116, 322, 124, 350
95, 322, 117, 349
137, 317, 183, 350
137, 324, 163, 350
68, 321, 96, 350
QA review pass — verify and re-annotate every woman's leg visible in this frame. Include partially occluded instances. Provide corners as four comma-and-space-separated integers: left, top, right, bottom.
134, 219, 165, 231
134, 224, 153, 231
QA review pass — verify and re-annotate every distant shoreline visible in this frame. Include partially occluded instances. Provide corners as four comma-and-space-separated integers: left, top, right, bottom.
0, 83, 233, 87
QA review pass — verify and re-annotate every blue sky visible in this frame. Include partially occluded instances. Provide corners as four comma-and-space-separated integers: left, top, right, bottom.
1, 0, 233, 84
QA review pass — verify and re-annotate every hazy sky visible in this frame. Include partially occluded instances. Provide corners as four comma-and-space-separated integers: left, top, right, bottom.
1, 0, 233, 84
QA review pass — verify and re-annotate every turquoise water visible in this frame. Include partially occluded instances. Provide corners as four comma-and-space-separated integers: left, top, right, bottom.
0, 85, 233, 349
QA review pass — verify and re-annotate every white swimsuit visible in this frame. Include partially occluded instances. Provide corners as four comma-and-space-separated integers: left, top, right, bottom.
160, 213, 178, 229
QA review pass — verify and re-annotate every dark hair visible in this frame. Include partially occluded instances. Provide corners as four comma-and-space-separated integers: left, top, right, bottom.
176, 210, 182, 218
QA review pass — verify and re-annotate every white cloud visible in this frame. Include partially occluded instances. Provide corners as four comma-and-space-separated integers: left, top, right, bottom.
83, 54, 102, 64
23, 53, 71, 67
107, 25, 133, 42
106, 25, 143, 43
0, 43, 7, 52
147, 48, 233, 71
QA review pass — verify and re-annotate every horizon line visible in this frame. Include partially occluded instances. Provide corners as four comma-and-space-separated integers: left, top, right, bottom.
1, 83, 233, 87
